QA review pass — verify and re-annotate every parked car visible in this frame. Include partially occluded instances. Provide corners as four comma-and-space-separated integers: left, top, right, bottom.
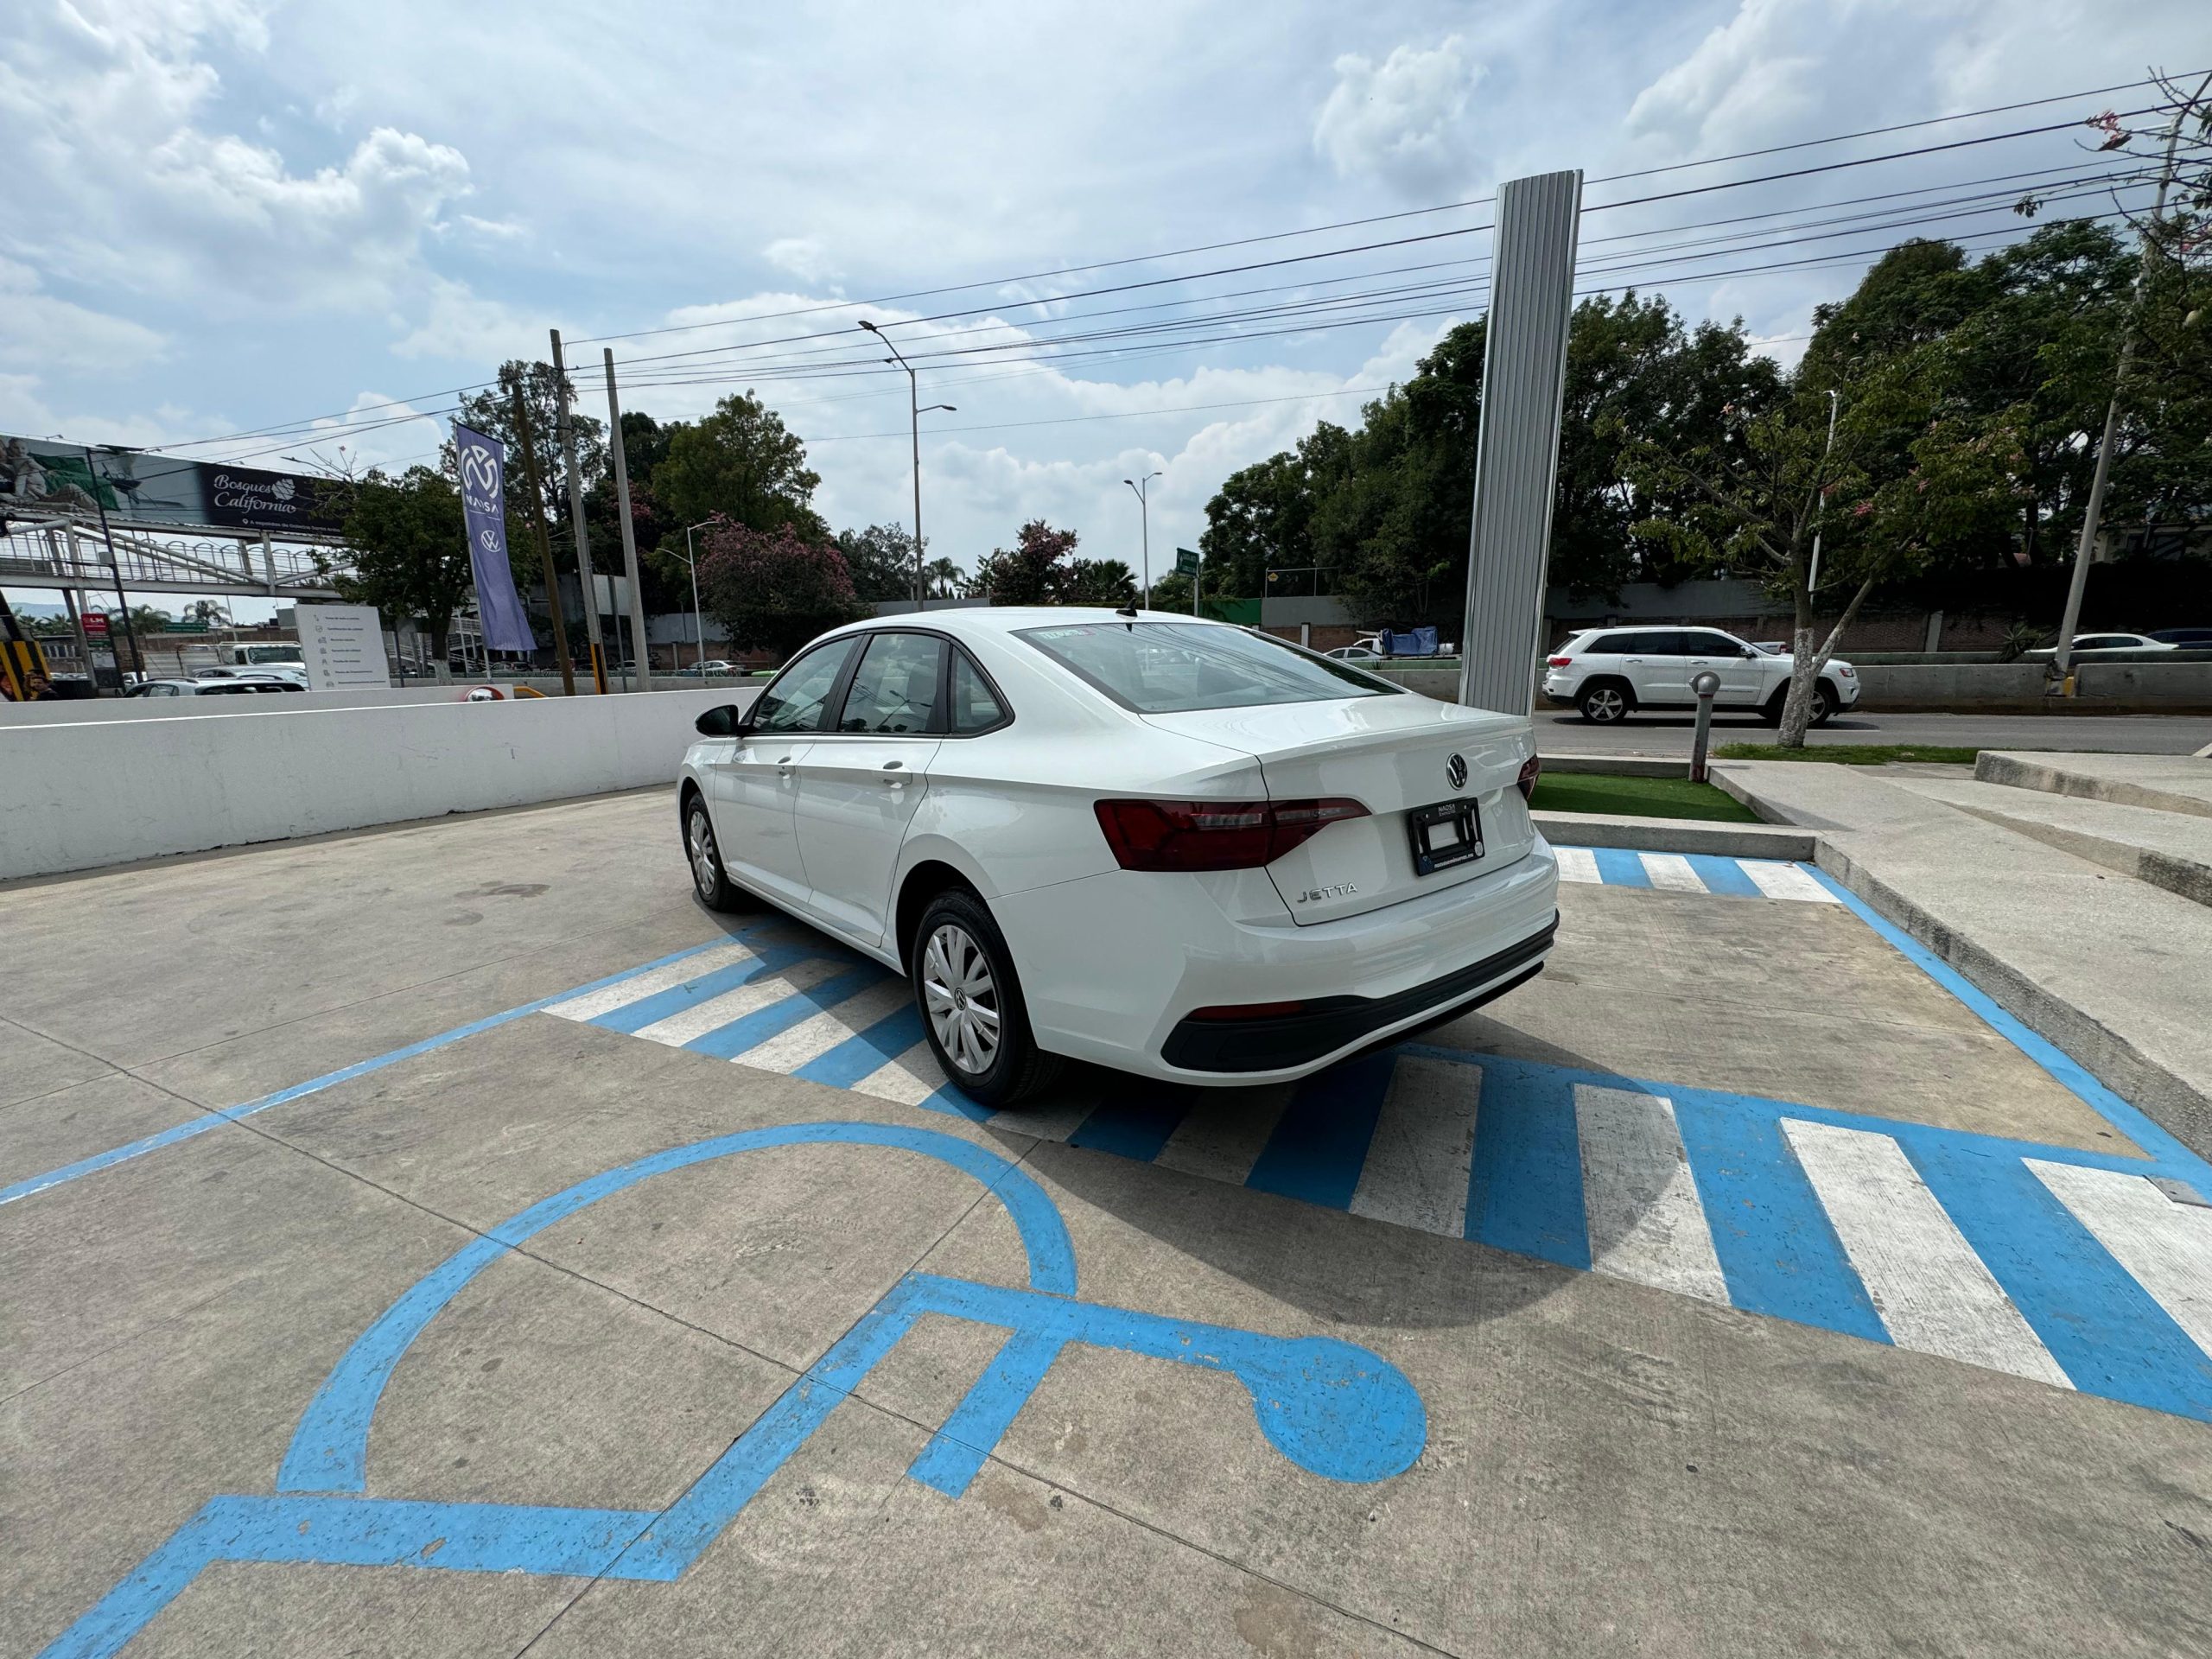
1324, 644, 1386, 666
2025, 632, 2180, 658
1541, 626, 1861, 725
674, 659, 738, 677
679, 610, 1557, 1106
194, 664, 309, 685
2146, 628, 2212, 648
126, 677, 304, 696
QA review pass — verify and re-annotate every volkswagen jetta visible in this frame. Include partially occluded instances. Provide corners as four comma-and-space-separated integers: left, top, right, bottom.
678, 610, 1560, 1107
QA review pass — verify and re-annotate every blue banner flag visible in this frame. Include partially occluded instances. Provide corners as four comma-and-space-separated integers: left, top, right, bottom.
454, 423, 535, 652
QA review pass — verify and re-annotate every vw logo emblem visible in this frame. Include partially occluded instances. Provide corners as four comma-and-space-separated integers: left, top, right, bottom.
1446, 753, 1467, 791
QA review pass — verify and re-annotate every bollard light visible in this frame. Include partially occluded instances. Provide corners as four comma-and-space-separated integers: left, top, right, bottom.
1689, 670, 1721, 784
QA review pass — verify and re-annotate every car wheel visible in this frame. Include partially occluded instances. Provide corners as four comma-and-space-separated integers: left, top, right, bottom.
684, 796, 741, 912
1810, 684, 1838, 726
912, 889, 1062, 1110
1577, 682, 1628, 723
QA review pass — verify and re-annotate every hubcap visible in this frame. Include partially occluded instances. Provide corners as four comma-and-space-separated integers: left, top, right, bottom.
1589, 689, 1623, 721
689, 809, 719, 894
922, 922, 1001, 1077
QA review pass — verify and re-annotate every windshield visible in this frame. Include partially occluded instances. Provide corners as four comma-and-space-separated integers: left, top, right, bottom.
1017, 620, 1400, 714
245, 645, 304, 664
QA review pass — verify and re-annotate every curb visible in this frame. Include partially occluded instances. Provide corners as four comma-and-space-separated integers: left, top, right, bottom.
1717, 764, 2212, 1161
1531, 810, 1816, 860
1535, 753, 1689, 779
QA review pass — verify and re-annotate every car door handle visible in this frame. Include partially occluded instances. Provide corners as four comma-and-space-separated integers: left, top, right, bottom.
880, 777, 906, 791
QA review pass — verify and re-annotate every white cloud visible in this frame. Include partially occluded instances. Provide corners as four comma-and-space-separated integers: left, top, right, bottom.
0, 257, 167, 372
388, 278, 543, 362
1313, 35, 1484, 195
763, 237, 840, 286
2, 3, 472, 312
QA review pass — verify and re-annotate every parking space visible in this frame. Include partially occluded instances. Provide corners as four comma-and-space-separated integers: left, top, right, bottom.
7, 791, 2212, 1657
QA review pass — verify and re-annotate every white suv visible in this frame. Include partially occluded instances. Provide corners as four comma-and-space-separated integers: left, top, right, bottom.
1541, 626, 1860, 726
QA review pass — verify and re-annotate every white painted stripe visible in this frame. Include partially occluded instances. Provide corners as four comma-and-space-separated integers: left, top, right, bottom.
1350, 1058, 1479, 1236
2028, 1160, 2212, 1360
542, 941, 760, 1020
1638, 852, 1709, 895
1575, 1085, 1731, 1305
1783, 1118, 2070, 1386
1553, 846, 1601, 885
629, 957, 843, 1047
1154, 1084, 1295, 1185
851, 1040, 947, 1107
988, 1083, 1106, 1144
727, 980, 915, 1074
1740, 861, 1838, 904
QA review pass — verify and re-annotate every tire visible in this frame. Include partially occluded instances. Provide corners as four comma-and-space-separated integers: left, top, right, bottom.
1810, 683, 1838, 726
1576, 681, 1630, 724
1759, 692, 1786, 728
683, 794, 742, 912
912, 888, 1063, 1110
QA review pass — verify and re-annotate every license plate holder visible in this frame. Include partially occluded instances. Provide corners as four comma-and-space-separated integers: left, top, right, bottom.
1407, 798, 1484, 876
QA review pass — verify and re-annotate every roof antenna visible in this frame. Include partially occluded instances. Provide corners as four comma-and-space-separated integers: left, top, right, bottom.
1116, 596, 1140, 627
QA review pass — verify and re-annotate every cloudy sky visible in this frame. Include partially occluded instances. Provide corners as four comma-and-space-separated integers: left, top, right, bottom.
4, 0, 2202, 618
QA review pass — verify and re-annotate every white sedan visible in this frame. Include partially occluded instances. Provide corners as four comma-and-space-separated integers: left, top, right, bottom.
677, 609, 1560, 1107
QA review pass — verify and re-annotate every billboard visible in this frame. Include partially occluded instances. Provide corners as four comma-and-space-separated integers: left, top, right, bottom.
0, 435, 348, 535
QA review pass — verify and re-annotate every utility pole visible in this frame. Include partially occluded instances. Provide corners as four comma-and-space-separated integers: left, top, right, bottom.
1123, 471, 1160, 608
2054, 70, 2212, 690
859, 321, 954, 607
512, 387, 576, 696
82, 447, 142, 686
680, 520, 715, 672
549, 329, 607, 691
601, 350, 655, 691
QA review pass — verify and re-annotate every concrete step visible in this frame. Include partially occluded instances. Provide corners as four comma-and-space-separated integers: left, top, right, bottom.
1975, 751, 2212, 820
1887, 776, 2212, 910
1529, 810, 1815, 860
1710, 759, 2212, 1160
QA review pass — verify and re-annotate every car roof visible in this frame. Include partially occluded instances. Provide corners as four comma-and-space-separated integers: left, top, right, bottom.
820, 607, 1244, 643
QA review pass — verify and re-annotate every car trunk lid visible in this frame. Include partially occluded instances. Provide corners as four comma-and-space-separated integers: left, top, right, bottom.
1140, 696, 1537, 923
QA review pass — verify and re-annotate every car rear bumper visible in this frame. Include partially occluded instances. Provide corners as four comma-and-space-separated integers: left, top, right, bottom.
994, 836, 1561, 1086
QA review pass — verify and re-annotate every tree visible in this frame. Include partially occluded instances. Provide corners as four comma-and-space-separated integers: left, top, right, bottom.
923, 556, 965, 598
183, 599, 227, 626
835, 524, 925, 601
969, 519, 1080, 604
1063, 557, 1137, 605
655, 393, 825, 539
337, 467, 476, 676
697, 522, 868, 659
127, 605, 173, 635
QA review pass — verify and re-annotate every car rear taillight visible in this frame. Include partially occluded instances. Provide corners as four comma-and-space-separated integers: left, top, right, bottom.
1516, 755, 1541, 801
1092, 798, 1370, 872
1547, 656, 1574, 668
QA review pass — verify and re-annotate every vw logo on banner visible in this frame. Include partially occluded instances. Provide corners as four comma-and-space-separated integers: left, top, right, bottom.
453, 423, 535, 654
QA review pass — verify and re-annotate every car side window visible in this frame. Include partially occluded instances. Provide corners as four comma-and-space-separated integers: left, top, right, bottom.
752, 638, 858, 734
1584, 634, 1628, 655
949, 647, 1008, 734
1601, 632, 1656, 654
1683, 632, 1742, 657
836, 632, 946, 734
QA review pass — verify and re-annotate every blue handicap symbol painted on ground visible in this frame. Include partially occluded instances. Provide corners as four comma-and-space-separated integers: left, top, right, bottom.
40, 1121, 1427, 1659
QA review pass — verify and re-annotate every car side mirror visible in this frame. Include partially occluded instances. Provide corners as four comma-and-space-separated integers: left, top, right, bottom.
694, 702, 746, 738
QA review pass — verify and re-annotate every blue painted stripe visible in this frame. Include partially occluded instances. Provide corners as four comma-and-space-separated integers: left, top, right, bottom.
1244, 1052, 1393, 1210
1669, 1086, 1887, 1342
1591, 847, 1652, 887
906, 1326, 1065, 1497
1682, 853, 1764, 898
1907, 1140, 2212, 1421
1462, 1058, 1590, 1268
1802, 863, 2210, 1178
679, 966, 889, 1058
588, 944, 817, 1034
915, 1084, 995, 1122
0, 936, 756, 1210
793, 1005, 927, 1089
1067, 1089, 1192, 1163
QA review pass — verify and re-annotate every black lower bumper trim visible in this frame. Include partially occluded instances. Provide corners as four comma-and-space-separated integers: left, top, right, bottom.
1160, 913, 1560, 1074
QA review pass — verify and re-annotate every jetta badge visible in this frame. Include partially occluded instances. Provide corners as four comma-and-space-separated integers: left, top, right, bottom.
1446, 752, 1468, 791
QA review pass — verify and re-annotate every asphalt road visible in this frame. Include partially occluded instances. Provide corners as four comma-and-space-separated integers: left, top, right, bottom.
1536, 707, 2212, 756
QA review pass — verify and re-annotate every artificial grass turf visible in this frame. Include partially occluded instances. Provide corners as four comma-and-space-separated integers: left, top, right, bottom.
1527, 772, 1762, 822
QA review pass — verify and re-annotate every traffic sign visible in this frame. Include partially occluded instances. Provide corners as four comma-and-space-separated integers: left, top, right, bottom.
1175, 547, 1198, 577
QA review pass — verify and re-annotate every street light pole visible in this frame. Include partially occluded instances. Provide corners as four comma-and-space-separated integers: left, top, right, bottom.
1123, 472, 1160, 609
860, 321, 956, 609
82, 447, 142, 686
1805, 389, 1840, 596
679, 519, 715, 672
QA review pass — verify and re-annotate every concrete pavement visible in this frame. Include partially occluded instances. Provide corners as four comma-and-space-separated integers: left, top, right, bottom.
1536, 709, 2212, 757
8, 791, 2212, 1657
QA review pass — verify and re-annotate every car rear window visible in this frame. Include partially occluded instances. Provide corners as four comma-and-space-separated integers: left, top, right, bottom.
1016, 621, 1401, 713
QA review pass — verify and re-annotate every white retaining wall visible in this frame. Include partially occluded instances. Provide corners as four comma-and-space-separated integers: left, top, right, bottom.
0, 686, 760, 881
